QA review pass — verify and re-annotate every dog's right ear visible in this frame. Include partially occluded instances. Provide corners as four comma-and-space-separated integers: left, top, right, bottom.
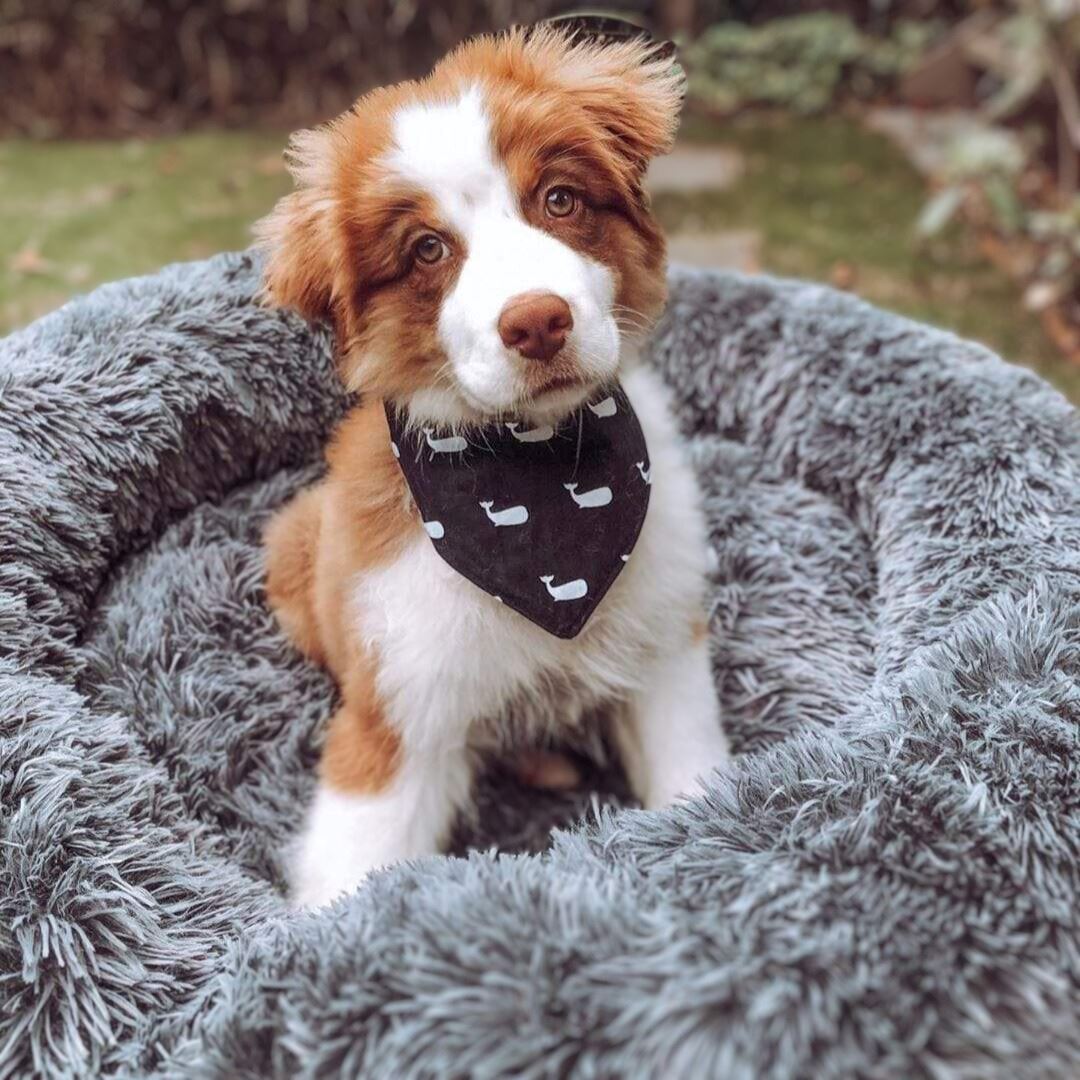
254, 127, 340, 323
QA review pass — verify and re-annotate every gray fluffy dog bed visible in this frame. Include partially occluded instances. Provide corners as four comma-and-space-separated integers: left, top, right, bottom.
2, 252, 1079, 1079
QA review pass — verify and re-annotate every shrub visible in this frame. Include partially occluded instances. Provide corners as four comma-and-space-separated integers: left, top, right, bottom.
684, 12, 933, 115
917, 2, 1080, 314
0, 0, 648, 137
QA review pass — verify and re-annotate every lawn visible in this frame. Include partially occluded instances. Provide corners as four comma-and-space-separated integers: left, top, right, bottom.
0, 131, 290, 331
1, 113, 1074, 400
666, 111, 1078, 401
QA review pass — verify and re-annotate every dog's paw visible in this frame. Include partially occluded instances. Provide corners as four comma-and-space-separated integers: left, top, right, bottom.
288, 787, 387, 910
289, 864, 372, 911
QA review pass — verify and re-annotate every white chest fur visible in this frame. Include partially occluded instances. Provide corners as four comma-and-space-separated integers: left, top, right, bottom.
350, 366, 711, 752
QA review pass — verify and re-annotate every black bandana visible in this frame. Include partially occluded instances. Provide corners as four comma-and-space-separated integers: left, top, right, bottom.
385, 386, 651, 639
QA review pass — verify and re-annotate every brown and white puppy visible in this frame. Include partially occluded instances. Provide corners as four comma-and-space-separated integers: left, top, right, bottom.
258, 27, 729, 908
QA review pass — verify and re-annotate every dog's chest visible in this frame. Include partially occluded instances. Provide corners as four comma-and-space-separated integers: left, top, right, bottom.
352, 369, 710, 741
386, 386, 651, 640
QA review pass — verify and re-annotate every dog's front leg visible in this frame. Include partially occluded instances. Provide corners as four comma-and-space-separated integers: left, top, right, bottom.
615, 635, 730, 811
291, 667, 473, 909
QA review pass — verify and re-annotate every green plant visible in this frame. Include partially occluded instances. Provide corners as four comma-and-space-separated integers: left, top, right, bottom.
965, 0, 1080, 193
917, 126, 1027, 238
684, 13, 934, 115
916, 2, 1080, 310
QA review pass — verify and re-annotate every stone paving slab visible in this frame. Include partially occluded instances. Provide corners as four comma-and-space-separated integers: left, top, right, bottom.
667, 228, 761, 271
646, 144, 744, 194
864, 107, 993, 177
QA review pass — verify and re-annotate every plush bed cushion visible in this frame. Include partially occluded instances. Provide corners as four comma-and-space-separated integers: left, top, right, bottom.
1, 253, 1078, 1079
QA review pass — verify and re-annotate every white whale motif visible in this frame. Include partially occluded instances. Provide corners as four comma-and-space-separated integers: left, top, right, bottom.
390, 440, 400, 459
480, 500, 529, 527
636, 461, 652, 485
540, 575, 588, 602
423, 428, 468, 453
505, 422, 554, 443
564, 483, 613, 509
588, 396, 617, 418
424, 520, 445, 540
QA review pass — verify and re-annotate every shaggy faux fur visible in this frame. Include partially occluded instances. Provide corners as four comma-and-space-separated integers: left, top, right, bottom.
1, 253, 1078, 1080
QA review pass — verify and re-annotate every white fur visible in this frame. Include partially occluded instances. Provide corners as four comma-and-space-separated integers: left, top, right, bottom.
613, 638, 728, 809
387, 87, 619, 422
294, 367, 730, 907
291, 748, 472, 908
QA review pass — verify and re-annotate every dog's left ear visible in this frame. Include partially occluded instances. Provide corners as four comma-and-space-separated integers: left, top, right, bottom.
546, 27, 685, 181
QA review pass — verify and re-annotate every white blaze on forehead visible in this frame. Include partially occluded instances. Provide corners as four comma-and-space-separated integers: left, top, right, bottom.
386, 85, 514, 231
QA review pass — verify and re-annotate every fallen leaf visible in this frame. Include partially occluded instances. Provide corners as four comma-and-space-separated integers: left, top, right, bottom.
255, 153, 286, 176
830, 261, 857, 290
156, 149, 183, 175
10, 245, 51, 276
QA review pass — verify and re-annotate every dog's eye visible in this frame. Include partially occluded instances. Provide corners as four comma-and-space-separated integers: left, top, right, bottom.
545, 186, 578, 218
414, 234, 447, 265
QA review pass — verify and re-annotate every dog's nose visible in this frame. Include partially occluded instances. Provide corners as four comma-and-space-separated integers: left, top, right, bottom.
497, 291, 573, 361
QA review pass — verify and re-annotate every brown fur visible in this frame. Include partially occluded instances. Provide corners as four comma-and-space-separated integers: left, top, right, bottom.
264, 401, 417, 793
263, 486, 326, 665
320, 662, 402, 793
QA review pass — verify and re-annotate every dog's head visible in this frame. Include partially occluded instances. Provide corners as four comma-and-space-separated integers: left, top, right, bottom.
256, 26, 682, 426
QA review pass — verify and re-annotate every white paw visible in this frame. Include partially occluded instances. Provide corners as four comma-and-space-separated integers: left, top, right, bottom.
643, 730, 730, 810
289, 860, 374, 910
644, 769, 711, 811
288, 786, 392, 909
288, 755, 473, 909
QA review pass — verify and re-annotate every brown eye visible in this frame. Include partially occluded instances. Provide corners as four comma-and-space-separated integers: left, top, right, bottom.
414, 234, 447, 265
545, 186, 577, 218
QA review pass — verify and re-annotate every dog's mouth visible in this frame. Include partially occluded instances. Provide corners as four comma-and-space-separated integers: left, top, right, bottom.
520, 353, 600, 408
532, 373, 588, 398
518, 371, 599, 422
433, 330, 618, 427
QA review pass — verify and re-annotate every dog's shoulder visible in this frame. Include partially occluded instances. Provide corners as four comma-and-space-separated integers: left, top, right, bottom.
324, 399, 418, 568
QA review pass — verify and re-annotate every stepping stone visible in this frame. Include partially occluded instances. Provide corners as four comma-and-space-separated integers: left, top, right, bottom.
647, 144, 745, 194
864, 107, 1007, 177
667, 229, 761, 272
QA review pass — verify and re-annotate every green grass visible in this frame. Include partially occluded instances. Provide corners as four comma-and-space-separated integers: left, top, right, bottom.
1, 114, 1074, 401
0, 131, 290, 331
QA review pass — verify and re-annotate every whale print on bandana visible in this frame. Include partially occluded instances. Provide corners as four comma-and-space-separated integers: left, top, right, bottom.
384, 385, 651, 638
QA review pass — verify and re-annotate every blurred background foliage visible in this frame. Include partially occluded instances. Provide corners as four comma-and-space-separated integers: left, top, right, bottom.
0, 0, 953, 137
1, 0, 1078, 399
685, 13, 936, 114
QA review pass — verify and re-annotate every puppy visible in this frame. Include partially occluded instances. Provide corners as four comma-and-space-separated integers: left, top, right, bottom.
257, 25, 730, 908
